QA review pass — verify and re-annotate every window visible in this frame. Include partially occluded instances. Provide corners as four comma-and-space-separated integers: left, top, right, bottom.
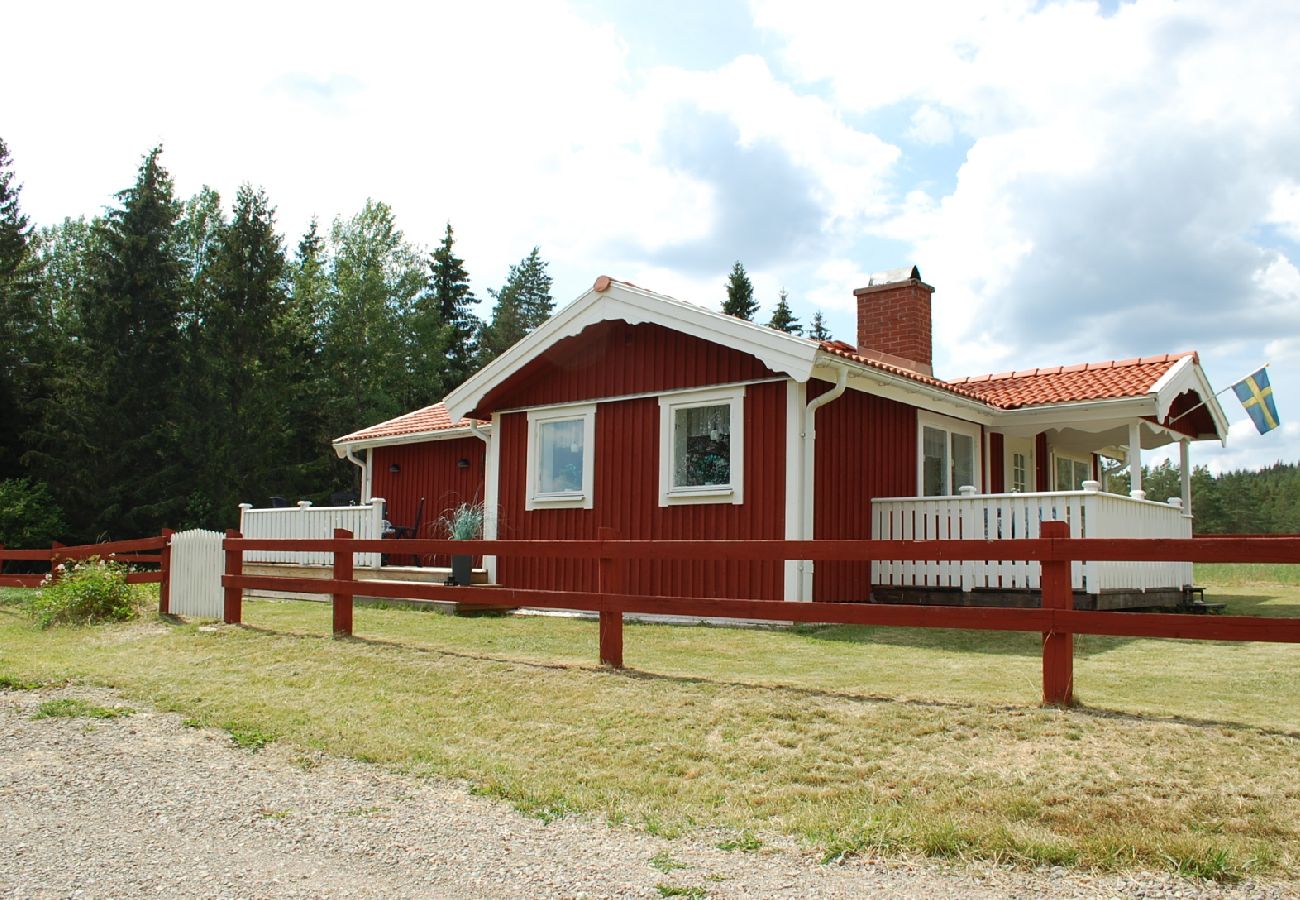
659, 386, 745, 505
1055, 455, 1092, 492
918, 413, 981, 496
525, 404, 596, 510
1011, 451, 1028, 493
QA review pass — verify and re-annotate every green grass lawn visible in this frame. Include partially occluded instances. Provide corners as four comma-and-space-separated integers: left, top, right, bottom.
1, 568, 1297, 881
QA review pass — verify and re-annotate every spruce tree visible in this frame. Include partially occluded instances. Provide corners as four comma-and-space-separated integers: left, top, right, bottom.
767, 288, 801, 335
191, 184, 290, 519
478, 247, 553, 365
423, 222, 479, 389
0, 137, 43, 481
74, 146, 187, 538
723, 260, 757, 320
808, 310, 832, 342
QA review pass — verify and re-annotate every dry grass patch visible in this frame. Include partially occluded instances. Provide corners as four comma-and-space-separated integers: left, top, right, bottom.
0, 583, 1297, 880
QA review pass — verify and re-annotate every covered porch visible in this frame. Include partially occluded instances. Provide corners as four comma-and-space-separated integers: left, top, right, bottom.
871, 483, 1192, 609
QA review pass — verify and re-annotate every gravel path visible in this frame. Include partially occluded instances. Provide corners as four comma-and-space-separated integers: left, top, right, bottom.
1, 686, 1294, 899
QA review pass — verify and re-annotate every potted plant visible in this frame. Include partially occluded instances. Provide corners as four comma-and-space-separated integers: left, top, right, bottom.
437, 501, 484, 586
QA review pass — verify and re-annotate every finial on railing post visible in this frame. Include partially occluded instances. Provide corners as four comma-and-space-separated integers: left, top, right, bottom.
1129, 490, 1146, 501
958, 485, 978, 497
1082, 480, 1101, 493
297, 500, 312, 510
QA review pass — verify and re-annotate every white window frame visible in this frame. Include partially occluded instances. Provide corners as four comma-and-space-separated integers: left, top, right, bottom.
917, 411, 983, 496
658, 385, 745, 506
525, 403, 596, 511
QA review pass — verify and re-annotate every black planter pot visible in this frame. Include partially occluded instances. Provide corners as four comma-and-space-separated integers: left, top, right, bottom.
450, 554, 473, 587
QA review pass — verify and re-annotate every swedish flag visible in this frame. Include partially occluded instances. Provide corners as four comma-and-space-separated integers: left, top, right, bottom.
1233, 368, 1280, 435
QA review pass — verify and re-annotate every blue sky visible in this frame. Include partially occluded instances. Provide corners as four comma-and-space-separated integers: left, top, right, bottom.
6, 0, 1300, 472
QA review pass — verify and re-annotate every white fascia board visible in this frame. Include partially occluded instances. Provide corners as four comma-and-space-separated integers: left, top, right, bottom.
442, 281, 820, 421
1148, 355, 1230, 444
330, 425, 483, 458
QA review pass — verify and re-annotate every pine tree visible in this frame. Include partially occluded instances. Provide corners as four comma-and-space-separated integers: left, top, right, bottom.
723, 260, 757, 320
808, 310, 832, 342
423, 222, 479, 389
767, 288, 801, 335
0, 137, 43, 481
478, 247, 553, 365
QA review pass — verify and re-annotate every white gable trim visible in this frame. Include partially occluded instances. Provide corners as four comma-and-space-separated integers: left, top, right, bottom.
1148, 355, 1230, 443
443, 280, 819, 421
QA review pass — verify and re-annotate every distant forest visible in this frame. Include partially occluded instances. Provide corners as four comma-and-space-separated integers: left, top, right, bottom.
1, 140, 1296, 547
0, 141, 554, 544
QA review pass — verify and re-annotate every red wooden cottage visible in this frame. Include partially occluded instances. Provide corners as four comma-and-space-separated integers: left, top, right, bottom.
331, 268, 1229, 609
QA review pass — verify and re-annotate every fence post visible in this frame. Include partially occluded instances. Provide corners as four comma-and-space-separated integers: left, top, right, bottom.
1040, 519, 1074, 706
597, 526, 623, 668
333, 528, 354, 637
159, 528, 174, 614
223, 529, 243, 625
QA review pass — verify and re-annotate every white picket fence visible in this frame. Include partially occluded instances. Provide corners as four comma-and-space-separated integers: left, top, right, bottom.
871, 485, 1193, 594
167, 529, 225, 618
237, 499, 385, 568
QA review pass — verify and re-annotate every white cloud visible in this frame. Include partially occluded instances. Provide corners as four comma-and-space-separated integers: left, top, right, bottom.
1267, 182, 1300, 243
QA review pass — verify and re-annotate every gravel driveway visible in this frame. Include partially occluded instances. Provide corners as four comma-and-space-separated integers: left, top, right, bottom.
1, 686, 1294, 899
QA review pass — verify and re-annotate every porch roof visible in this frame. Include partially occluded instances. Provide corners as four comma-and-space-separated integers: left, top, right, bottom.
948, 353, 1196, 408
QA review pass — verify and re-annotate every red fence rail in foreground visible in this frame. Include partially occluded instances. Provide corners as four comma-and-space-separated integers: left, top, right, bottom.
220, 522, 1300, 706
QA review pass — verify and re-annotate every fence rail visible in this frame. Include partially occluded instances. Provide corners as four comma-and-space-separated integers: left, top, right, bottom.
219, 525, 1300, 707
0, 533, 171, 602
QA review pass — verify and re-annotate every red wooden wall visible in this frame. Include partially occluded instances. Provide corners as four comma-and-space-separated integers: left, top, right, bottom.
494, 383, 787, 600
471, 321, 776, 417
371, 435, 486, 537
811, 384, 917, 601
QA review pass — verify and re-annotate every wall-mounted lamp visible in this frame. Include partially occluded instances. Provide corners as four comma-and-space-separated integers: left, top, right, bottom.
457, 458, 471, 469
389, 463, 401, 474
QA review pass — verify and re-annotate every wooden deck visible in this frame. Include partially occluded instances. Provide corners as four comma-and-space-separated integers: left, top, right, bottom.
241, 562, 511, 615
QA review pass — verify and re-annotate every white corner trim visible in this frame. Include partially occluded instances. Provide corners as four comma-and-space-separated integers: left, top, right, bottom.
524, 403, 596, 511
483, 413, 501, 582
784, 380, 805, 602
658, 385, 746, 507
443, 281, 819, 421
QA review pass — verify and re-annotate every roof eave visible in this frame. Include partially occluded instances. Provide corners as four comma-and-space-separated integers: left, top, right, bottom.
331, 425, 483, 457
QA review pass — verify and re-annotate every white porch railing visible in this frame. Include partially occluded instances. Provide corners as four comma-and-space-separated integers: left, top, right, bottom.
237, 499, 386, 568
871, 485, 1193, 593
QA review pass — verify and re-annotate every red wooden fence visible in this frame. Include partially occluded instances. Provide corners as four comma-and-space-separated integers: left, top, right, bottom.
0, 532, 170, 595
219, 522, 1300, 706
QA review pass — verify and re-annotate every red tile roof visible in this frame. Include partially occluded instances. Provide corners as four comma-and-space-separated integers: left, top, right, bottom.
946, 352, 1196, 409
816, 340, 993, 402
334, 403, 477, 444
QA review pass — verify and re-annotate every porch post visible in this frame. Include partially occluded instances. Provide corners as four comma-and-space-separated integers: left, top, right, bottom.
1179, 439, 1192, 517
1127, 422, 1143, 498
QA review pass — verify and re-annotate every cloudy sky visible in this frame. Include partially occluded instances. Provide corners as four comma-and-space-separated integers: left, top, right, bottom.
7, 0, 1300, 472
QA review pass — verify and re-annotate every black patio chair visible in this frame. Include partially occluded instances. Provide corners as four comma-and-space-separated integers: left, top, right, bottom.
269, 496, 290, 508
388, 497, 426, 566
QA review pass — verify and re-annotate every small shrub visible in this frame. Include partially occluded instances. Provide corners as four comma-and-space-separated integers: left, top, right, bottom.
25, 557, 140, 628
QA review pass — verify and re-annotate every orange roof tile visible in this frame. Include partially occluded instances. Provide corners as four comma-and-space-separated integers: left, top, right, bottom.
334, 403, 477, 444
816, 341, 994, 403
947, 352, 1196, 409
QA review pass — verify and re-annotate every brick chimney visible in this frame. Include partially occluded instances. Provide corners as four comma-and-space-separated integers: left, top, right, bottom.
853, 265, 934, 377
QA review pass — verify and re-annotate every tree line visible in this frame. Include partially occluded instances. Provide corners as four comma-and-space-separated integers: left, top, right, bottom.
0, 141, 553, 544
1108, 459, 1300, 535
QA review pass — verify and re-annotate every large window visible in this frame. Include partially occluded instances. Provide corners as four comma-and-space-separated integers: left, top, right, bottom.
526, 404, 596, 510
1055, 454, 1092, 492
918, 413, 982, 496
659, 386, 745, 505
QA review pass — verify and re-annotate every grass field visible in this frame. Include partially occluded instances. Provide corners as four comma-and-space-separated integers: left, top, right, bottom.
0, 564, 1297, 881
